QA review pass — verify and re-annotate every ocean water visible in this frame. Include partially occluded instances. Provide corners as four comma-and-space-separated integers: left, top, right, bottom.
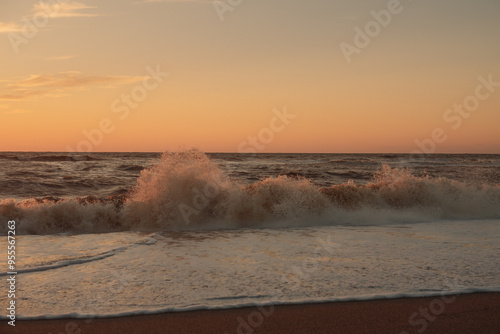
0, 150, 499, 319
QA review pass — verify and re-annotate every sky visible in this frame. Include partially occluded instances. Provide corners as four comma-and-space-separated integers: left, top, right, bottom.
0, 0, 499, 153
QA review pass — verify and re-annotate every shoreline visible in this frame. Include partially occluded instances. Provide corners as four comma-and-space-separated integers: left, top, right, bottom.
4, 292, 499, 333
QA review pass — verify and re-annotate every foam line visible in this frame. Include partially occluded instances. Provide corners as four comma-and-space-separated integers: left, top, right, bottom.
4, 287, 499, 320
0, 247, 127, 276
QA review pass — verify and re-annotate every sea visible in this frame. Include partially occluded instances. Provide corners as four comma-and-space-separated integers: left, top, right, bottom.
0, 150, 499, 320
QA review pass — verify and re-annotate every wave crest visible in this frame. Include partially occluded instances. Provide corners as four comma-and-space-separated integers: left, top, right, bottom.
322, 164, 500, 218
1, 149, 499, 235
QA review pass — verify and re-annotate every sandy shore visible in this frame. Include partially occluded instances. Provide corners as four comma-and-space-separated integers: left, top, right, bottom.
3, 292, 499, 334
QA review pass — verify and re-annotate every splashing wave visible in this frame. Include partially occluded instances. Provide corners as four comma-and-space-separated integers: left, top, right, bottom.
2, 149, 499, 235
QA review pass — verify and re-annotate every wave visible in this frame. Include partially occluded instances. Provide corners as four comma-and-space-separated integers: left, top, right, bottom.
0, 154, 101, 162
0, 248, 124, 277
117, 164, 145, 172
1, 149, 499, 235
325, 171, 371, 179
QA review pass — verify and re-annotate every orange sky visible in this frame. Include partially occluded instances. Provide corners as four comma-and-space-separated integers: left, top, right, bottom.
1, 0, 499, 153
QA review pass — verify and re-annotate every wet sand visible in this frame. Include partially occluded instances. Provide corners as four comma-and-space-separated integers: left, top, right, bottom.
4, 292, 500, 334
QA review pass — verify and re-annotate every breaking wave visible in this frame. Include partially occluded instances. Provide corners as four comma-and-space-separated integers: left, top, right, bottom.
1, 149, 499, 235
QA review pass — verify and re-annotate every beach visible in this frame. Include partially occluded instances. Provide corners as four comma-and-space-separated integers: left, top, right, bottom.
3, 0, 500, 331
6, 292, 499, 334
1, 152, 499, 332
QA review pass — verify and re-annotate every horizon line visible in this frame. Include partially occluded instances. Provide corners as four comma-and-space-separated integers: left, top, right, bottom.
1, 151, 499, 155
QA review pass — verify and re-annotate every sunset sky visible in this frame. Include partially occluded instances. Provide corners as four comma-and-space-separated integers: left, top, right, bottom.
1, 0, 499, 153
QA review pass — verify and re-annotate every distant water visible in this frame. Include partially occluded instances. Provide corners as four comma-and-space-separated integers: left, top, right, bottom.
0, 150, 499, 319
1, 151, 499, 200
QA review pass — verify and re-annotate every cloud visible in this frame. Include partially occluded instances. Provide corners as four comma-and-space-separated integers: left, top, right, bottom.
33, 1, 99, 18
0, 2, 98, 35
46, 55, 79, 61
0, 105, 9, 109
0, 89, 65, 101
0, 72, 144, 101
3, 109, 33, 115
14, 72, 143, 88
0, 22, 23, 33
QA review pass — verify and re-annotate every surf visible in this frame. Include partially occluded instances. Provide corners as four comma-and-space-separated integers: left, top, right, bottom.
1, 149, 499, 235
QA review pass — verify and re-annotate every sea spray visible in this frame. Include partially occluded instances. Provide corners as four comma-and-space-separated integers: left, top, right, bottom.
1, 149, 499, 235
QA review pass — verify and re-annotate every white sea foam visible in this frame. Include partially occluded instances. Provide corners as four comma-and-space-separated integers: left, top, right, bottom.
0, 220, 498, 319
4, 288, 500, 320
1, 149, 499, 235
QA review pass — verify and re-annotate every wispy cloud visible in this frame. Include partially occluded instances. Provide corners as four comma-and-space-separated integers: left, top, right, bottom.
3, 109, 34, 115
33, 1, 99, 18
0, 22, 23, 33
46, 55, 79, 61
0, 72, 144, 101
0, 89, 66, 101
0, 2, 98, 36
14, 72, 142, 88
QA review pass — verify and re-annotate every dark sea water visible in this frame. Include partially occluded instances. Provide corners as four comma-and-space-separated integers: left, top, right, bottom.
1, 151, 499, 200
1, 149, 499, 234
